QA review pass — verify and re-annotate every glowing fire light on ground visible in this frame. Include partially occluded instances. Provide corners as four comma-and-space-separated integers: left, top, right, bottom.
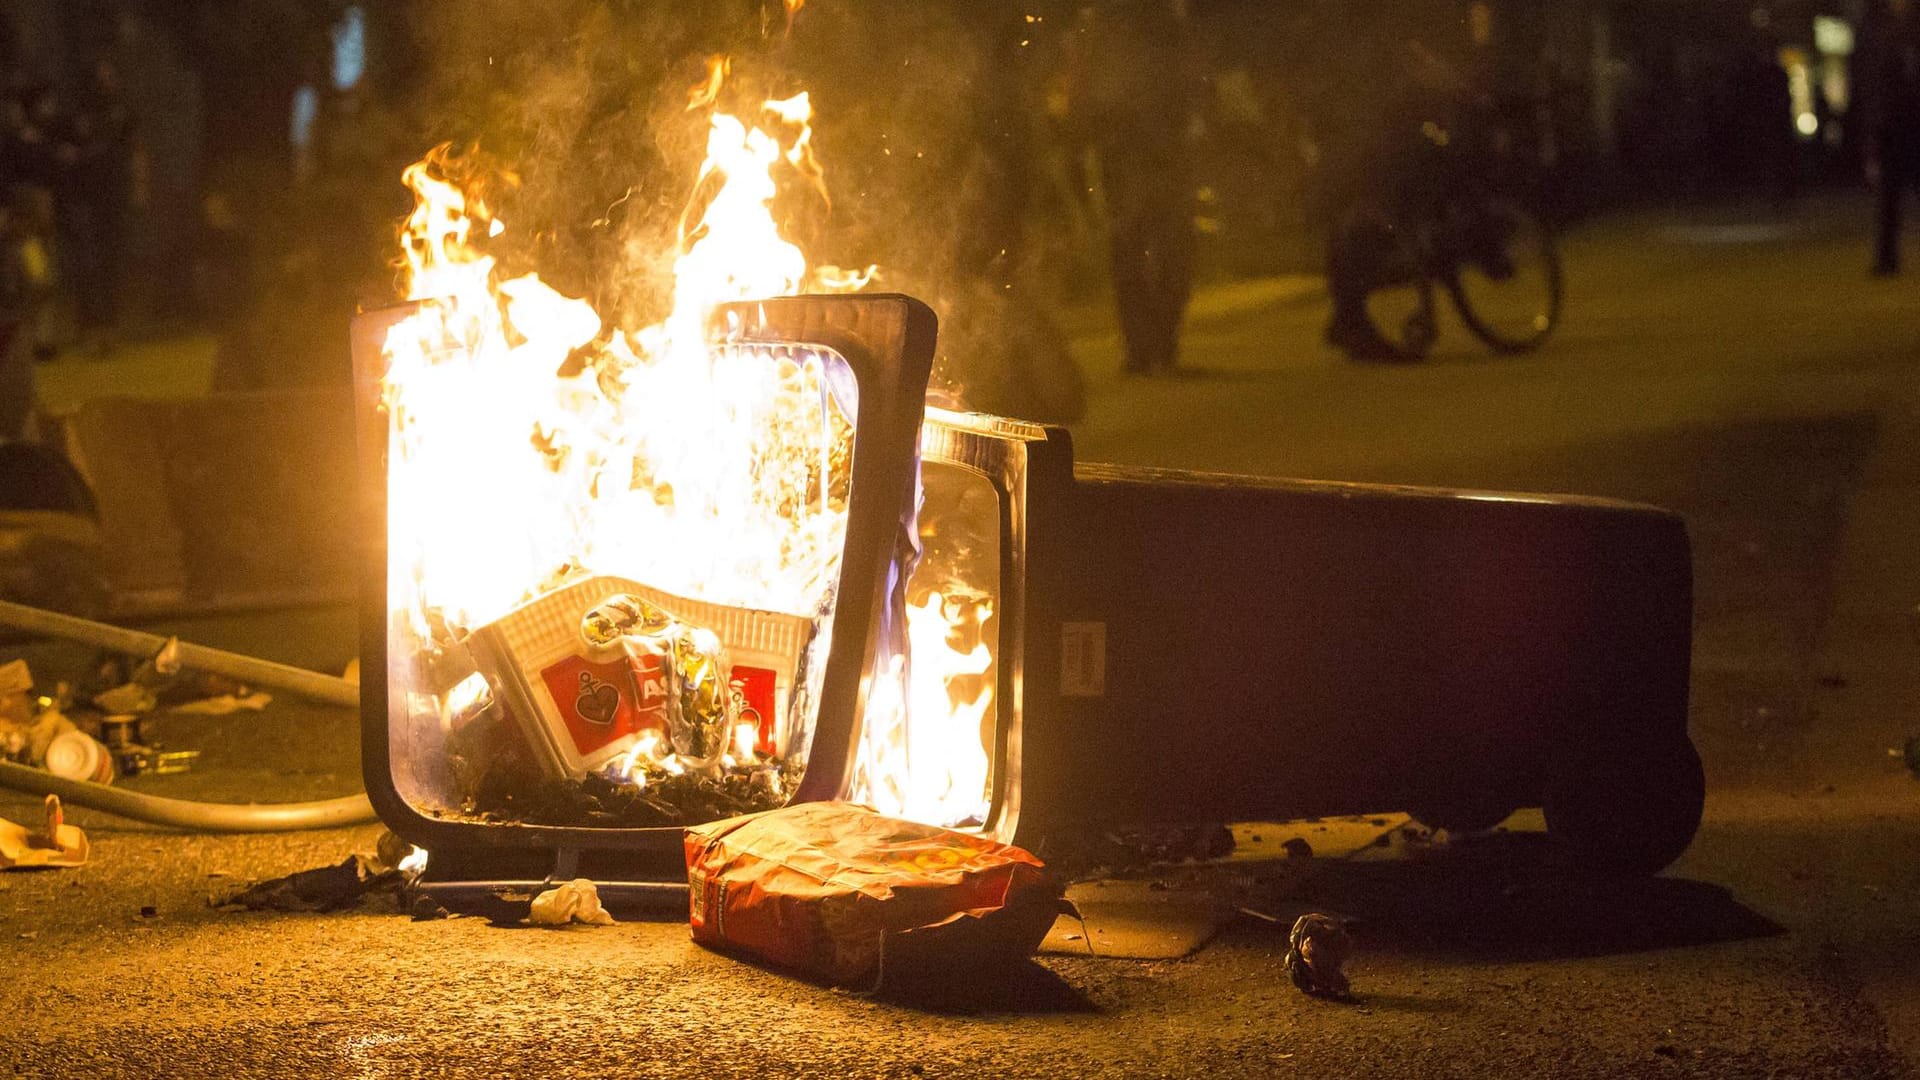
380, 59, 994, 829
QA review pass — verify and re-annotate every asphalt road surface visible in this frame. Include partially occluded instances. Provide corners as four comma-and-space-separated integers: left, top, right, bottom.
3, 195, 1917, 1078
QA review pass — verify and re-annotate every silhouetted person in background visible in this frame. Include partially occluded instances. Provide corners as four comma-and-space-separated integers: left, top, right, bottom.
1320, 41, 1472, 360
1860, 0, 1920, 276
3, 84, 61, 363
56, 57, 131, 354
1736, 38, 1796, 201
1072, 0, 1199, 375
0, 197, 33, 440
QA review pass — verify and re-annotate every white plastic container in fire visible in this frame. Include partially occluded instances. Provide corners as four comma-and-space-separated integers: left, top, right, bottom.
462, 575, 813, 779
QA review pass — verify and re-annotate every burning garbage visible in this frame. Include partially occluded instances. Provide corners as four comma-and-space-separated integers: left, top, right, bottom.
684, 801, 1063, 987
366, 48, 1006, 845
433, 576, 811, 828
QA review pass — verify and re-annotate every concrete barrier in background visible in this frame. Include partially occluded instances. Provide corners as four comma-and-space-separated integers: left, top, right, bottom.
42, 389, 358, 618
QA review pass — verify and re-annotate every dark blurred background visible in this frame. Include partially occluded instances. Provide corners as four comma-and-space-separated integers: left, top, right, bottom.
0, 0, 1884, 417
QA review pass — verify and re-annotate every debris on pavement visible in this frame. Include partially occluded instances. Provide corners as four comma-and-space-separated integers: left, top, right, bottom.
528, 878, 617, 926
1, 795, 89, 869
214, 831, 426, 913
685, 801, 1064, 987
86, 635, 268, 717
218, 854, 387, 912
0, 641, 241, 783
1042, 822, 1236, 880
1037, 879, 1216, 960
1285, 913, 1355, 1000
91, 681, 158, 716
97, 714, 199, 778
42, 729, 114, 783
166, 692, 272, 715
0, 660, 32, 725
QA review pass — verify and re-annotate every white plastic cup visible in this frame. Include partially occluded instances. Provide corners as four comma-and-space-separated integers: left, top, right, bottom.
44, 731, 115, 785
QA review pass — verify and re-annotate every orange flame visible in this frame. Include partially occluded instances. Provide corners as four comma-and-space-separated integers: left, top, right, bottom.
382, 59, 989, 830
687, 55, 730, 112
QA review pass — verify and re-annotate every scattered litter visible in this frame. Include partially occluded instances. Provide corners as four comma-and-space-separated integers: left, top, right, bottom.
1282, 838, 1314, 860
138, 905, 158, 919
0, 661, 31, 726
686, 801, 1064, 987
17, 705, 77, 768
98, 715, 198, 777
1, 795, 89, 870
219, 855, 385, 913
1045, 822, 1235, 880
43, 730, 113, 784
371, 830, 423, 877
1285, 913, 1355, 1000
215, 832, 427, 913
0, 648, 213, 783
167, 692, 272, 716
408, 894, 451, 921
1237, 906, 1283, 925
92, 683, 157, 715
528, 879, 616, 926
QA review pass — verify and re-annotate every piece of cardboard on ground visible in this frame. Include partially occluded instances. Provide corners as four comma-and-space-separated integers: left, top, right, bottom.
1042, 879, 1226, 959
0, 796, 88, 869
1040, 815, 1411, 960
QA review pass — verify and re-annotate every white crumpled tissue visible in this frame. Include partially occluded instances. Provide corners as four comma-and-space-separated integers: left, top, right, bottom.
528, 878, 616, 927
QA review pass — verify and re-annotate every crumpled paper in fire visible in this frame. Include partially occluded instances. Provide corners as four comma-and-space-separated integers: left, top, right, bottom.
1, 795, 89, 870
528, 878, 616, 926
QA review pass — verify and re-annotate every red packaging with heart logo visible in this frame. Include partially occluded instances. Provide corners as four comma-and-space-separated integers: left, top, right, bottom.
461, 575, 812, 778
684, 802, 1063, 987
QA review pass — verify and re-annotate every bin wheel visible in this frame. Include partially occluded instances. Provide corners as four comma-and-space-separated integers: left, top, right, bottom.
1410, 799, 1518, 835
1544, 734, 1704, 875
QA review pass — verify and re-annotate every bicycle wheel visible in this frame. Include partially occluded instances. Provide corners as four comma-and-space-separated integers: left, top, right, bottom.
1443, 198, 1561, 354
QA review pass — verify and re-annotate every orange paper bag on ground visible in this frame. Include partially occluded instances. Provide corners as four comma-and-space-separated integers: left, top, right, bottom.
685, 801, 1063, 986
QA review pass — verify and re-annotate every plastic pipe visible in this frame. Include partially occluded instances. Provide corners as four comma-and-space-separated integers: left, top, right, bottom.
0, 599, 360, 709
0, 760, 377, 832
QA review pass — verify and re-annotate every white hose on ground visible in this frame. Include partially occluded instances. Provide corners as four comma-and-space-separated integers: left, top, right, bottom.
0, 760, 377, 832
0, 599, 361, 709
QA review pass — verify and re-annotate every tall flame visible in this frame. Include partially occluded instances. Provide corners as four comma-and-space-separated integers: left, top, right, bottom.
854, 591, 996, 827
382, 64, 991, 830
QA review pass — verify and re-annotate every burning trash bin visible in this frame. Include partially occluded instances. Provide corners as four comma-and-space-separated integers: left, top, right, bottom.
355, 86, 1703, 905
